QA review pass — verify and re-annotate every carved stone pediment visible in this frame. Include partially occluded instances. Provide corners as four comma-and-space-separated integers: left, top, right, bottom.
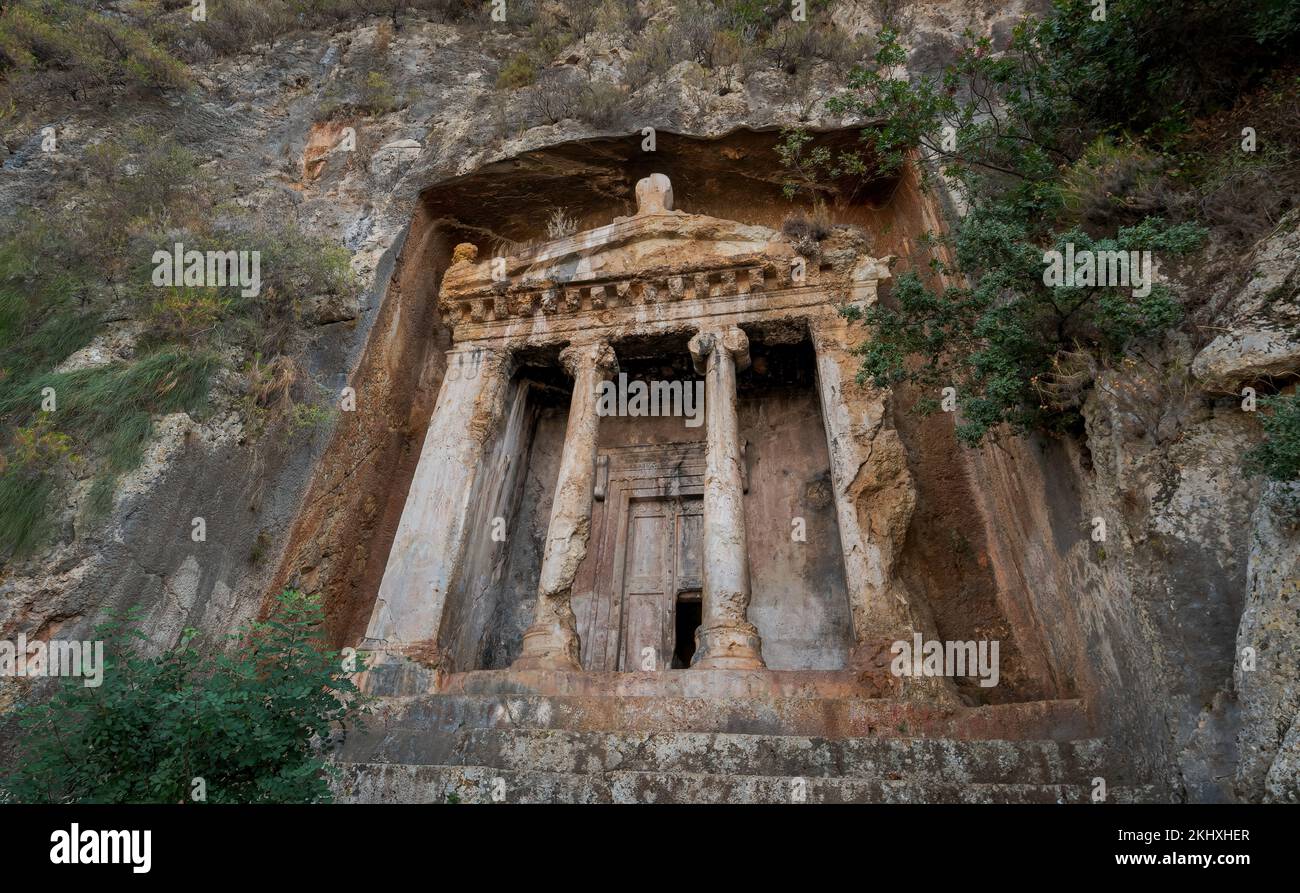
438, 174, 891, 327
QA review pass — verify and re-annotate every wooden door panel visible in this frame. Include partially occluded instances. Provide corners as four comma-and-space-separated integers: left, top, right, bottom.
620, 501, 671, 670
676, 500, 703, 593
583, 444, 707, 672
625, 510, 667, 589
623, 592, 665, 671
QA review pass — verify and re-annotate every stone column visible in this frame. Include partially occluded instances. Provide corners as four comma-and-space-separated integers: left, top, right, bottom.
513, 339, 619, 671
688, 326, 765, 670
809, 312, 922, 669
362, 344, 513, 671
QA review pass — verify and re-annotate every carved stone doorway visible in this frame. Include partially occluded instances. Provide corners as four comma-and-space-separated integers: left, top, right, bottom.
619, 495, 702, 671
573, 443, 708, 671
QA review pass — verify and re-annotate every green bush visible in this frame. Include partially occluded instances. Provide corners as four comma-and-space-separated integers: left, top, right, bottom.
850, 219, 1203, 446
0, 349, 217, 451
764, 21, 864, 75
0, 0, 189, 101
1245, 393, 1300, 482
0, 417, 72, 554
0, 350, 217, 554
497, 52, 538, 89
1, 590, 368, 804
1038, 0, 1300, 135
593, 0, 644, 35
620, 0, 845, 85
359, 70, 398, 114
624, 23, 674, 89
576, 78, 625, 128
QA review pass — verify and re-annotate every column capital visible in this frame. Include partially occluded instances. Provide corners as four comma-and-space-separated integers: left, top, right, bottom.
688, 326, 750, 375
559, 339, 618, 378
443, 342, 512, 383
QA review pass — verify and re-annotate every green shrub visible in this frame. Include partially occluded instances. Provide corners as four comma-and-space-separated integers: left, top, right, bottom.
852, 217, 1203, 446
721, 0, 793, 35
520, 10, 574, 65
622, 0, 840, 86
1038, 0, 1300, 135
0, 472, 56, 557
497, 52, 538, 89
0, 0, 189, 100
1245, 393, 1300, 482
191, 0, 300, 56
575, 78, 625, 128
359, 70, 398, 114
0, 417, 73, 554
593, 0, 644, 34
0, 349, 217, 555
0, 349, 217, 443
764, 22, 864, 75
0, 590, 368, 804
624, 24, 675, 88
1059, 136, 1171, 230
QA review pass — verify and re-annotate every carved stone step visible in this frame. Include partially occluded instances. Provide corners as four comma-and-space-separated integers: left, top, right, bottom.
455, 729, 1127, 784
354, 693, 1092, 740
343, 727, 1138, 785
331, 763, 1166, 804
438, 668, 874, 699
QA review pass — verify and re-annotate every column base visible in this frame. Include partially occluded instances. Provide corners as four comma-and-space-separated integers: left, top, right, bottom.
512, 622, 582, 672
691, 624, 765, 670
356, 649, 445, 696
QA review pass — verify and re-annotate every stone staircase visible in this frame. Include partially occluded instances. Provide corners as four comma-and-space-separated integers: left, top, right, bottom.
330, 687, 1164, 803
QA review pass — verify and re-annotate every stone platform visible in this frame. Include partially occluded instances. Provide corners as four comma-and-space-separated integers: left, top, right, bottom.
330, 680, 1165, 803
361, 662, 895, 699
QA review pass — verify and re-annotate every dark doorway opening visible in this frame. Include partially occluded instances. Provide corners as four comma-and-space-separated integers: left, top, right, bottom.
673, 595, 702, 668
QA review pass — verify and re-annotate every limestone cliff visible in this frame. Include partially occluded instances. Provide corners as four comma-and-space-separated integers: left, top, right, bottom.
0, 1, 1295, 802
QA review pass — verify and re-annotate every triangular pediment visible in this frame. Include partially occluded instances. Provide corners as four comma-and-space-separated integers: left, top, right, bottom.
438, 174, 890, 324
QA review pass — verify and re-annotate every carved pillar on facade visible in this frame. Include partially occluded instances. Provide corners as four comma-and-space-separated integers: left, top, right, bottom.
513, 339, 619, 671
688, 326, 766, 670
809, 311, 925, 671
361, 344, 513, 677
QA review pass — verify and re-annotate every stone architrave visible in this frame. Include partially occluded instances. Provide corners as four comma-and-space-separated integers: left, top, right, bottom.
513, 340, 619, 670
688, 326, 766, 670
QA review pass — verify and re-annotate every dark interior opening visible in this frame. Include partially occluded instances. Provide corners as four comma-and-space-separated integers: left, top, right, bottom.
673, 595, 702, 668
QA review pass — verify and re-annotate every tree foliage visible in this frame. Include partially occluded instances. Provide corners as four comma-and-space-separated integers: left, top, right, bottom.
778, 0, 1300, 444
1, 590, 368, 804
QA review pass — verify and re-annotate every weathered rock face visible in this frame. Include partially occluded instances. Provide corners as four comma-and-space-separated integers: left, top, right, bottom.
945, 213, 1300, 803
1196, 218, 1300, 800
2, 3, 1296, 803
1236, 482, 1300, 802
1192, 213, 1300, 392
